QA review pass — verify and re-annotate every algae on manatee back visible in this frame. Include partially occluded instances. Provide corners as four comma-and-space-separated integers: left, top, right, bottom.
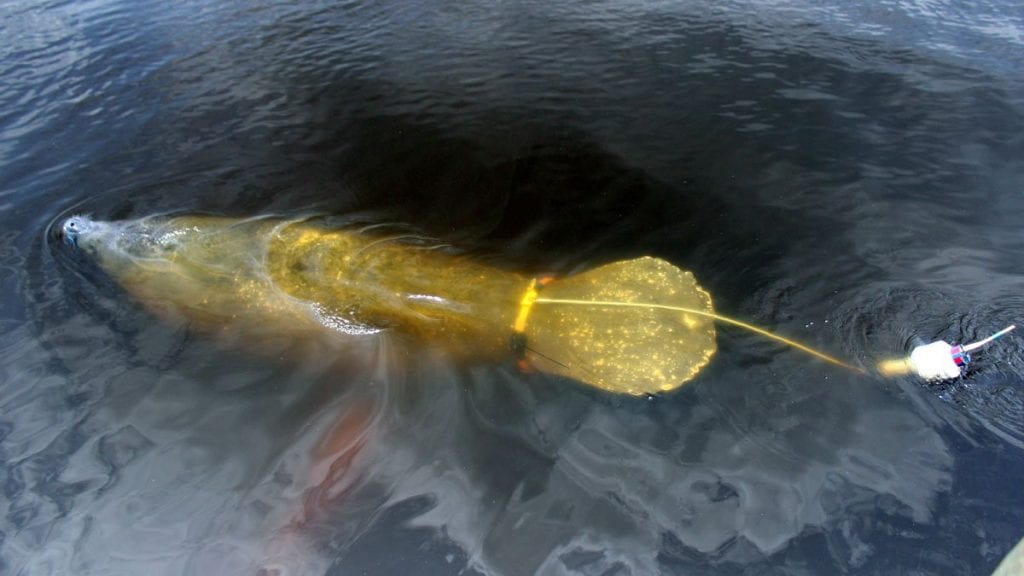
62, 214, 718, 394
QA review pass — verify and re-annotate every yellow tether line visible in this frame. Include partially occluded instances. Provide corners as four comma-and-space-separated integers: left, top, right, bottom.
534, 297, 865, 374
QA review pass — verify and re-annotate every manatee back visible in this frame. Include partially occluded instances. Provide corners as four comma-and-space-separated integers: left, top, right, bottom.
267, 222, 526, 357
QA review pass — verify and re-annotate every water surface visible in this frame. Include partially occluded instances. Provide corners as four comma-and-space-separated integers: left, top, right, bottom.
2, 0, 1024, 574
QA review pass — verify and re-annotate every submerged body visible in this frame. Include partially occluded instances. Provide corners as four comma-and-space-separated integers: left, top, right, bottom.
62, 214, 717, 394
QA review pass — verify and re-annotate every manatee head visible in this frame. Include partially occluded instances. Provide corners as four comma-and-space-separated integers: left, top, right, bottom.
60, 214, 187, 278
61, 214, 135, 254
62, 214, 155, 252
58, 214, 326, 337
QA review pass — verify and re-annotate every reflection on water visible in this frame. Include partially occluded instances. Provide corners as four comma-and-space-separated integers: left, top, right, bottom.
3, 0, 1024, 574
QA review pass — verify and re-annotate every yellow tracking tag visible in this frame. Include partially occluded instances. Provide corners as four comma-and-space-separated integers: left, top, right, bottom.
513, 279, 539, 334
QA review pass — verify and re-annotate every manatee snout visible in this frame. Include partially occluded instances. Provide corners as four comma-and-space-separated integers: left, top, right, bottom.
59, 216, 98, 248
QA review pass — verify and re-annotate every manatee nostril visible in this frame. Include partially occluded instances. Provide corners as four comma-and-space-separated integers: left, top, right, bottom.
61, 218, 83, 248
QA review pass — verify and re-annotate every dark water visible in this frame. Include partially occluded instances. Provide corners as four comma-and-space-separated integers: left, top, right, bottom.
3, 0, 1024, 574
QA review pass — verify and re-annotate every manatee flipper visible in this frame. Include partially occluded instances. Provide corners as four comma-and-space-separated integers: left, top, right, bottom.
261, 396, 375, 574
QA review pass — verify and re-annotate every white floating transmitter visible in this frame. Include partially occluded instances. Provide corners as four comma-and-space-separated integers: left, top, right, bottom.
878, 325, 1016, 380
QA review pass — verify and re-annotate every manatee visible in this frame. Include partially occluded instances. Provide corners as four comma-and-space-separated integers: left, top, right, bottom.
60, 214, 718, 394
